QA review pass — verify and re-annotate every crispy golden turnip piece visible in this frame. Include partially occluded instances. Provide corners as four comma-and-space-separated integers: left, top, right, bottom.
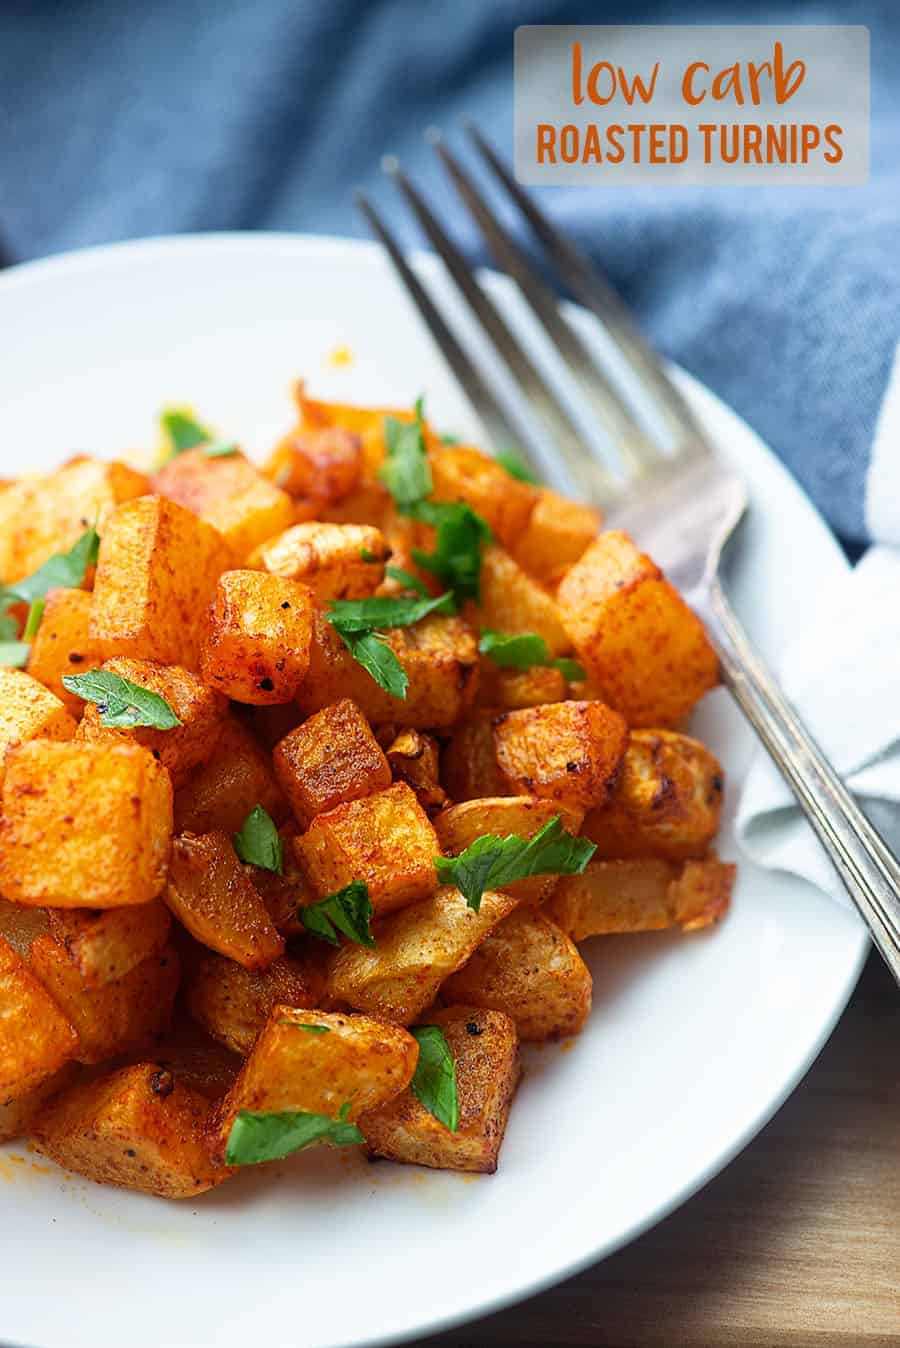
31, 1063, 230, 1198
200, 570, 316, 705
273, 698, 391, 827
165, 832, 284, 970
493, 700, 628, 813
510, 486, 600, 583
264, 425, 363, 505
47, 900, 171, 988
0, 741, 172, 908
0, 668, 76, 792
441, 711, 509, 802
326, 886, 518, 1025
476, 546, 569, 656
582, 730, 724, 861
250, 521, 388, 601
90, 495, 233, 669
0, 457, 148, 586
174, 714, 287, 835
478, 662, 567, 712
0, 1063, 79, 1144
28, 936, 180, 1065
185, 949, 326, 1056
294, 782, 439, 918
442, 909, 592, 1041
383, 728, 447, 815
153, 446, 294, 560
0, 936, 77, 1097
434, 796, 584, 904
296, 610, 479, 729
26, 588, 98, 716
547, 855, 735, 937
361, 1005, 520, 1173
208, 1006, 419, 1163
428, 444, 537, 548
76, 657, 228, 788
557, 531, 718, 727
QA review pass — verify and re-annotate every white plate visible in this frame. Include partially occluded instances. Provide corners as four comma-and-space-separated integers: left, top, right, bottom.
0, 235, 867, 1348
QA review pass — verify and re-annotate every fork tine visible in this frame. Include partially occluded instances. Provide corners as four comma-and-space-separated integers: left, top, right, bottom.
381, 156, 622, 507
355, 191, 536, 469
465, 123, 707, 456
429, 130, 663, 482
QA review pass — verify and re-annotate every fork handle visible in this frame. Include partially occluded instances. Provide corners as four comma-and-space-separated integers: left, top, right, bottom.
707, 577, 900, 984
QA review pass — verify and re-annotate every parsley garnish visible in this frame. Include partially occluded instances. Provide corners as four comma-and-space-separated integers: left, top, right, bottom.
300, 880, 376, 948
1, 603, 42, 667
278, 1021, 331, 1034
342, 630, 409, 699
203, 441, 239, 458
0, 528, 99, 615
160, 408, 212, 453
359, 547, 377, 562
479, 629, 585, 682
233, 804, 283, 874
411, 500, 492, 603
61, 670, 182, 729
225, 1102, 363, 1165
440, 432, 461, 445
554, 657, 587, 682
325, 591, 453, 698
380, 397, 432, 511
479, 630, 547, 669
0, 527, 99, 668
379, 400, 491, 605
326, 593, 452, 633
384, 565, 430, 597
410, 1027, 459, 1132
22, 600, 44, 642
435, 815, 597, 912
496, 448, 540, 485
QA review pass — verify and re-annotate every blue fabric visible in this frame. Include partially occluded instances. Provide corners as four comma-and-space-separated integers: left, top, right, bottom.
1, 0, 896, 546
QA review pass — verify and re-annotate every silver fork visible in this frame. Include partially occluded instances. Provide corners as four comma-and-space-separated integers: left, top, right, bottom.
356, 127, 900, 988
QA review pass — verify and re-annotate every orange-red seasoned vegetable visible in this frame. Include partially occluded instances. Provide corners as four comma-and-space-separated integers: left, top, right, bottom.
582, 729, 724, 861
200, 570, 316, 705
547, 854, 735, 937
557, 531, 719, 727
493, 700, 628, 813
361, 1005, 520, 1173
0, 741, 172, 908
294, 782, 439, 918
273, 698, 391, 827
91, 495, 233, 669
165, 832, 284, 970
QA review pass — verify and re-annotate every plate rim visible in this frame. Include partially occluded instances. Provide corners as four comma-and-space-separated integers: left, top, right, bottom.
0, 230, 870, 1348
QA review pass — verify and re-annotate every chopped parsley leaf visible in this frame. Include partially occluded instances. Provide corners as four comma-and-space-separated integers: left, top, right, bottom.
435, 815, 596, 912
300, 880, 376, 948
61, 669, 182, 729
225, 1104, 363, 1165
410, 1027, 459, 1131
233, 804, 283, 874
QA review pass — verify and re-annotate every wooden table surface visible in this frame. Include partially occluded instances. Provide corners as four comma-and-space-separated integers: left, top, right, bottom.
424, 952, 899, 1348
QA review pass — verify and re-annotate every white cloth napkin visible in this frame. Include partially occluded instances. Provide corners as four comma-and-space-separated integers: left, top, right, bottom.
736, 545, 900, 907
